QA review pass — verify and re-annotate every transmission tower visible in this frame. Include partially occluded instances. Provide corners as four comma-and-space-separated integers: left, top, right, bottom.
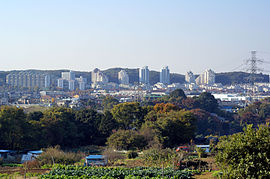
245, 51, 263, 99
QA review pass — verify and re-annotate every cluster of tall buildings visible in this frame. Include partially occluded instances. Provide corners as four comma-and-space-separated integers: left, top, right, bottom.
91, 66, 170, 87
5, 66, 192, 91
139, 66, 170, 85
6, 71, 50, 89
185, 69, 215, 85
57, 71, 87, 90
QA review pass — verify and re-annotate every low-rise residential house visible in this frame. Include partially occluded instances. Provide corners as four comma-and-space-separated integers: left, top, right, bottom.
40, 95, 55, 104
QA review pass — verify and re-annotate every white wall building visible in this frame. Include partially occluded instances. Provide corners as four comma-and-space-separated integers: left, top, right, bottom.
118, 70, 129, 85
204, 69, 215, 85
196, 69, 215, 85
76, 76, 87, 90
57, 71, 87, 91
139, 66, 149, 84
6, 71, 51, 89
185, 71, 195, 83
91, 68, 109, 85
61, 71, 75, 81
160, 66, 170, 85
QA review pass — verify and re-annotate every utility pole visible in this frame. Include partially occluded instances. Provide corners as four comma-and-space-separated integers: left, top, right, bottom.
246, 51, 263, 101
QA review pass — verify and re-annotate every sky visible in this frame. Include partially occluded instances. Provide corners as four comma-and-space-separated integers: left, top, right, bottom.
1, 0, 270, 74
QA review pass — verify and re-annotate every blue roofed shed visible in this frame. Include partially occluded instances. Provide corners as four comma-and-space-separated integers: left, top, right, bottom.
85, 155, 107, 166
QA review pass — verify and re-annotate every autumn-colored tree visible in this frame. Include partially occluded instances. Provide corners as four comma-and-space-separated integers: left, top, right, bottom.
153, 103, 179, 113
181, 97, 199, 110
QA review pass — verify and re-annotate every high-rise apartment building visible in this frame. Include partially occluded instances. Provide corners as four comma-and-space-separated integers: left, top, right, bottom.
91, 68, 109, 84
57, 79, 64, 88
68, 80, 75, 91
118, 70, 129, 85
61, 71, 75, 81
204, 69, 215, 85
57, 71, 87, 91
76, 76, 87, 90
6, 71, 51, 89
160, 66, 170, 85
195, 69, 215, 85
139, 66, 149, 84
185, 71, 195, 83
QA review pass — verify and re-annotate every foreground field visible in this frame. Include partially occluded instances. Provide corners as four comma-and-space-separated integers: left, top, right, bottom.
41, 165, 194, 179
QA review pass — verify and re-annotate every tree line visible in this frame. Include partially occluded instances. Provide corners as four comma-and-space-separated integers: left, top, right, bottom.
1, 89, 270, 150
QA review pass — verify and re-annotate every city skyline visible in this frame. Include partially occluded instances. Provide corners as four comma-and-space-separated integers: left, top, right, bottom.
1, 1, 270, 73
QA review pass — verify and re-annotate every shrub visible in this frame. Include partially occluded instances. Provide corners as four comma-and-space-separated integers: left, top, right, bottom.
23, 160, 41, 169
107, 130, 147, 150
142, 148, 179, 167
127, 151, 138, 159
0, 157, 3, 166
102, 148, 125, 164
195, 147, 207, 158
216, 124, 270, 178
38, 146, 83, 165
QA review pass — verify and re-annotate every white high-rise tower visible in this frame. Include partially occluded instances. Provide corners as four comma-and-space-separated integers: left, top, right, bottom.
160, 66, 170, 85
139, 66, 149, 84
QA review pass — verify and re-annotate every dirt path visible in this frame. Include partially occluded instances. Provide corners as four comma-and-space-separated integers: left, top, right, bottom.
0, 166, 49, 174
194, 172, 216, 179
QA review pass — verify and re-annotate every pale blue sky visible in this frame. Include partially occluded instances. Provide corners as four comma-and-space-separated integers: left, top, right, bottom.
1, 0, 270, 73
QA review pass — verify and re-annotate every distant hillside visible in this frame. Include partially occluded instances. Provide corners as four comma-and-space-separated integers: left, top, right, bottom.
0, 69, 268, 86
215, 72, 269, 85
103, 69, 269, 85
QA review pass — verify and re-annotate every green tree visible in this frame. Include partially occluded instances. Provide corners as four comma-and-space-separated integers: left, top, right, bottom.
102, 96, 119, 111
111, 102, 146, 130
99, 111, 118, 137
40, 107, 79, 147
191, 109, 224, 137
216, 124, 270, 178
0, 106, 30, 149
75, 108, 103, 145
27, 111, 43, 121
169, 89, 187, 99
143, 110, 196, 147
107, 130, 147, 150
259, 103, 270, 119
238, 101, 269, 125
195, 92, 219, 113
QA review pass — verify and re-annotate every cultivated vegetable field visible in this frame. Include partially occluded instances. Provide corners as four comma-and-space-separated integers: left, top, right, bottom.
41, 165, 193, 178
